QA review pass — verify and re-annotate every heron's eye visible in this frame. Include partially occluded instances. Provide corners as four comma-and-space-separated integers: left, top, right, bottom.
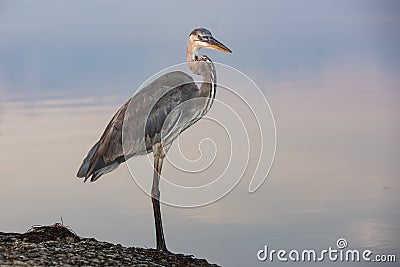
197, 34, 203, 40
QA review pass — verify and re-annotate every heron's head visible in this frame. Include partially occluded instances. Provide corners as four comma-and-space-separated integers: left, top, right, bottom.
187, 28, 232, 60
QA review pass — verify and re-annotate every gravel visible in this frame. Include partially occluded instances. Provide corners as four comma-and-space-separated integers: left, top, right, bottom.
0, 223, 219, 266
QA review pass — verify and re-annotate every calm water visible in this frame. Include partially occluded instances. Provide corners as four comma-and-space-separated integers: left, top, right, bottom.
1, 1, 399, 266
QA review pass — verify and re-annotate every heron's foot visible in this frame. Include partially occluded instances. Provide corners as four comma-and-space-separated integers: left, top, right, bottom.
156, 245, 171, 254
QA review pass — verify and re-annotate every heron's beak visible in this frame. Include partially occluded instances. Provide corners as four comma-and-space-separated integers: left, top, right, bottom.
206, 37, 232, 53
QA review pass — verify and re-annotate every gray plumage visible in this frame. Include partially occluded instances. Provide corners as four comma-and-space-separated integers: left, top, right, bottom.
76, 28, 231, 252
77, 68, 210, 182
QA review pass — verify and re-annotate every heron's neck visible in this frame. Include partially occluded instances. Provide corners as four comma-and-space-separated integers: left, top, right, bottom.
186, 44, 216, 98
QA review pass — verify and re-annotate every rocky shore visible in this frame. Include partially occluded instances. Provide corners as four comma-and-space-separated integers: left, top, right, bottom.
0, 223, 219, 266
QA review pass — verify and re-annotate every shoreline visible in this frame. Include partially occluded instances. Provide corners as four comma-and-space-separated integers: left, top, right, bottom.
0, 223, 219, 266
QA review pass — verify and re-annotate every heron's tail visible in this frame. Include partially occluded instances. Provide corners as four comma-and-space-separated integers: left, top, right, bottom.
77, 141, 99, 180
77, 141, 124, 182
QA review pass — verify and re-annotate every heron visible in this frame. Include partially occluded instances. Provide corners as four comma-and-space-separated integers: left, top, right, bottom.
77, 28, 231, 253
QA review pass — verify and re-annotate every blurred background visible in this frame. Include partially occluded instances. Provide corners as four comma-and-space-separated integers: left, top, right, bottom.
0, 0, 399, 266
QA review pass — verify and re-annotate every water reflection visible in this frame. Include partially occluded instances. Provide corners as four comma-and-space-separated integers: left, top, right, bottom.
0, 62, 399, 266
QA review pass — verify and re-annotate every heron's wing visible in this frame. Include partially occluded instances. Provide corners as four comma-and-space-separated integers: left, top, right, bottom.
142, 81, 205, 146
77, 71, 198, 182
122, 71, 200, 154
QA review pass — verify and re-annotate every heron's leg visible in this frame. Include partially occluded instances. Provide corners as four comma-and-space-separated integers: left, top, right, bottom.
151, 143, 170, 253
